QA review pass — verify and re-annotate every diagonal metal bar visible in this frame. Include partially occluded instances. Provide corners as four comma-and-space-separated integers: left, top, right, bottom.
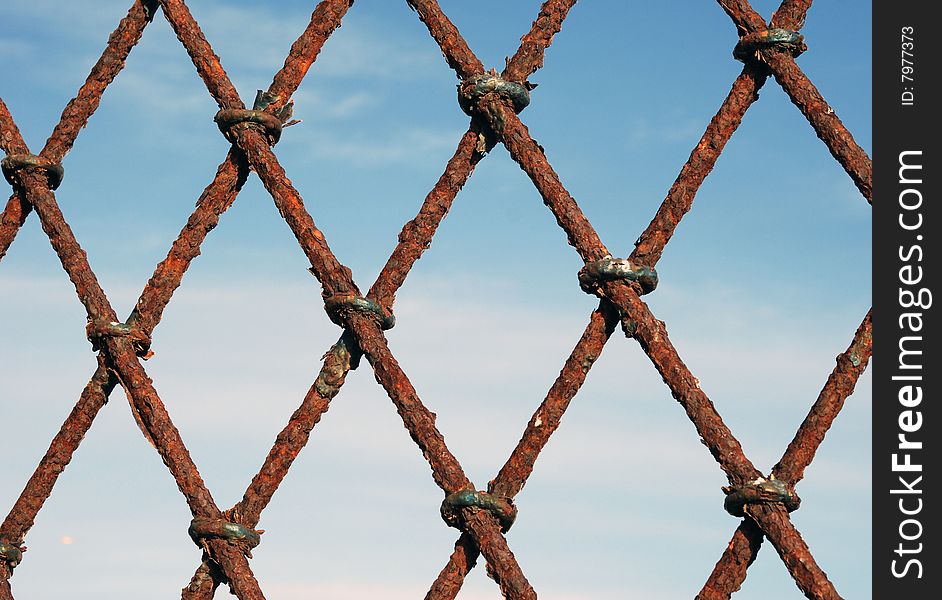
155, 0, 536, 596
0, 0, 156, 261
501, 0, 578, 83
698, 310, 872, 599
0, 104, 265, 600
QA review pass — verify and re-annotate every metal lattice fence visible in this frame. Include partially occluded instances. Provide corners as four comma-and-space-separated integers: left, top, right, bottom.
1, 1, 871, 598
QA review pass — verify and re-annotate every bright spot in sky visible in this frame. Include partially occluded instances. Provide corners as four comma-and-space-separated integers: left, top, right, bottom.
60, 536, 74, 545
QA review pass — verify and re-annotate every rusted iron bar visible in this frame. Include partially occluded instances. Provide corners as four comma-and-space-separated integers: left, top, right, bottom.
406, 0, 485, 80
774, 310, 872, 484
0, 0, 153, 261
763, 52, 872, 201
0, 112, 265, 599
425, 533, 479, 600
696, 520, 765, 600
264, 0, 355, 114
502, 0, 578, 83
0, 355, 115, 539
716, 0, 871, 201
698, 310, 870, 599
630, 66, 766, 266
770, 0, 814, 30
367, 126, 487, 308
491, 305, 619, 499
155, 1, 535, 596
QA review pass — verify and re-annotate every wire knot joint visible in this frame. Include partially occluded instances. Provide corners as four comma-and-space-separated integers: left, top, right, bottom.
722, 476, 800, 517
324, 294, 396, 331
86, 319, 153, 359
1, 153, 64, 191
734, 28, 806, 63
188, 517, 264, 559
441, 488, 517, 533
579, 256, 658, 296
458, 70, 532, 117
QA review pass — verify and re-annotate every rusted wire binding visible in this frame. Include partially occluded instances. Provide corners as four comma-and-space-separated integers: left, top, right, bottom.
579, 256, 658, 296
188, 517, 264, 559
324, 295, 396, 331
85, 319, 153, 359
214, 109, 284, 145
0, 541, 24, 569
458, 70, 531, 117
733, 28, 806, 63
1, 154, 64, 191
722, 477, 800, 517
441, 489, 517, 533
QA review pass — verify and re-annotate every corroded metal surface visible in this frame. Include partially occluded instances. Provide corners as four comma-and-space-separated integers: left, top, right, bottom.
0, 0, 871, 598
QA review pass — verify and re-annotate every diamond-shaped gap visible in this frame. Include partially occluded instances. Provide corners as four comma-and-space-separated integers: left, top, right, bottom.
503, 335, 734, 599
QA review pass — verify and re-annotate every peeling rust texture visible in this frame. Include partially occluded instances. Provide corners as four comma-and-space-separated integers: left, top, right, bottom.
1, 0, 871, 598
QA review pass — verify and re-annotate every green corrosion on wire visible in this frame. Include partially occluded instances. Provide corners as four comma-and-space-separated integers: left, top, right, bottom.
733, 28, 806, 63
189, 517, 264, 558
579, 256, 658, 296
722, 477, 801, 517
214, 109, 284, 146
441, 489, 517, 533
324, 295, 396, 331
1, 153, 64, 191
458, 71, 531, 117
0, 541, 24, 568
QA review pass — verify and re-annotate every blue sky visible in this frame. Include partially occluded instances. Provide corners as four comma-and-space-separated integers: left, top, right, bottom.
1, 1, 871, 598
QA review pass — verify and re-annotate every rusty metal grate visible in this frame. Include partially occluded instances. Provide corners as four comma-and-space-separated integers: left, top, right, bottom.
0, 1, 871, 598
